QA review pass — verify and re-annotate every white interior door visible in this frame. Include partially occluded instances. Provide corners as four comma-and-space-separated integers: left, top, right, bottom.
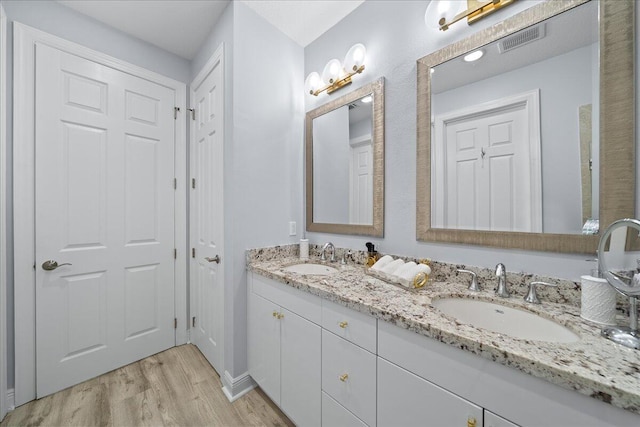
349, 137, 373, 225
35, 43, 176, 397
190, 52, 224, 374
434, 92, 542, 232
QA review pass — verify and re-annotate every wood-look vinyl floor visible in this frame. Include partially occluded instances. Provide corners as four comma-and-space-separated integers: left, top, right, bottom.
1, 344, 294, 427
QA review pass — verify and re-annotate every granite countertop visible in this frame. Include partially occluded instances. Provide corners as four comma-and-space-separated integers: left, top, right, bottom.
246, 248, 640, 416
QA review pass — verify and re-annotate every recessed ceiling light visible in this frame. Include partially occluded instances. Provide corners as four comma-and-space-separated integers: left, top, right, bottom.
464, 50, 484, 62
361, 95, 373, 103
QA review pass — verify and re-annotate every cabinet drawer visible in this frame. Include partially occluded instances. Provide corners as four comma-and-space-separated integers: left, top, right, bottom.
322, 330, 376, 427
322, 392, 368, 427
377, 357, 483, 427
322, 300, 377, 353
251, 273, 321, 324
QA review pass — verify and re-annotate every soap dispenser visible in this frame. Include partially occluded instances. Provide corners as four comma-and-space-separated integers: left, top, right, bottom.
581, 258, 617, 326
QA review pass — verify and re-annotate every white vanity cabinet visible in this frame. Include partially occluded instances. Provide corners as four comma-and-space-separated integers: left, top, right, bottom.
248, 270, 640, 427
247, 273, 321, 426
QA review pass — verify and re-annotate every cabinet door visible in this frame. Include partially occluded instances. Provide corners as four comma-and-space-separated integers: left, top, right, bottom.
485, 410, 519, 427
322, 391, 368, 427
378, 357, 483, 427
281, 307, 321, 427
248, 292, 281, 405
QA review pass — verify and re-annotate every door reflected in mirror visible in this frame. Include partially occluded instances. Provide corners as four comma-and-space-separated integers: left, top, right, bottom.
313, 95, 373, 225
306, 78, 384, 237
430, 1, 598, 234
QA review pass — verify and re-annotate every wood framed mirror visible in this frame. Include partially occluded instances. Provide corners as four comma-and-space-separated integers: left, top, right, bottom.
306, 78, 385, 237
416, 0, 634, 253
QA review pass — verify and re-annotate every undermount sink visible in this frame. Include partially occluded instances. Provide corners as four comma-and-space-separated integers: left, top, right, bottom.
282, 263, 338, 275
432, 298, 579, 343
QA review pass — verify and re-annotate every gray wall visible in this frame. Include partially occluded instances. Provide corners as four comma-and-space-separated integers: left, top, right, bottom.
1, 0, 190, 389
226, 1, 304, 379
303, 0, 626, 283
432, 45, 595, 234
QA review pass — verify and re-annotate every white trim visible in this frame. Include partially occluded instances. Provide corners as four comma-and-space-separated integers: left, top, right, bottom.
6, 389, 14, 412
0, 4, 8, 422
13, 22, 187, 405
432, 89, 542, 232
221, 371, 256, 403
189, 43, 225, 375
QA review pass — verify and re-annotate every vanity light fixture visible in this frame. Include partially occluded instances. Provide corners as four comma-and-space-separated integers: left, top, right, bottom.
305, 43, 366, 96
425, 0, 515, 32
463, 49, 484, 62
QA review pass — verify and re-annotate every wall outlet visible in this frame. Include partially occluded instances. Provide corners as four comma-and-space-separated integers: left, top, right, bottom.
289, 221, 297, 236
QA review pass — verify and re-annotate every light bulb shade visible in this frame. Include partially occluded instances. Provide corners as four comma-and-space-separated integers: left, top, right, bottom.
321, 59, 342, 85
424, 0, 466, 30
343, 43, 366, 72
305, 72, 322, 94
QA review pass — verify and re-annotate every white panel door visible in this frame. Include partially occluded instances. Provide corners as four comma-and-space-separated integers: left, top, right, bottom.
35, 43, 176, 397
190, 55, 224, 373
444, 106, 531, 232
349, 139, 373, 225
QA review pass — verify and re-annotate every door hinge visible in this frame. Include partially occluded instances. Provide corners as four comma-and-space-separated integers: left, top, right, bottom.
174, 318, 177, 329
192, 316, 196, 327
191, 178, 196, 189
174, 106, 180, 119
188, 108, 195, 120
174, 178, 177, 189
174, 248, 177, 259
192, 248, 196, 258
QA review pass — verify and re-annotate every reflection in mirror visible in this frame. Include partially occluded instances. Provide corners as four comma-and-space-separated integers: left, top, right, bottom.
313, 95, 373, 225
430, 1, 598, 234
597, 218, 640, 350
416, 0, 635, 253
306, 78, 384, 237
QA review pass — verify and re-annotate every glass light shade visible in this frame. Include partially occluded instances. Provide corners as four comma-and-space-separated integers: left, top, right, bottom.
343, 43, 366, 72
321, 59, 343, 85
424, 0, 466, 30
305, 72, 322, 94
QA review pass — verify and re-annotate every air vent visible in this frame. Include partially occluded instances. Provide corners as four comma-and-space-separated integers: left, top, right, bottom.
498, 23, 546, 53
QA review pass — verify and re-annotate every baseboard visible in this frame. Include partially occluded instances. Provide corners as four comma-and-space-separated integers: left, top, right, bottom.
221, 371, 256, 403
7, 388, 14, 411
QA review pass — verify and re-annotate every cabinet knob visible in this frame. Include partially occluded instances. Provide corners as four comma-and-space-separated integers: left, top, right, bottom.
276, 312, 285, 319
272, 311, 278, 318
467, 417, 477, 427
339, 321, 348, 329
339, 373, 349, 382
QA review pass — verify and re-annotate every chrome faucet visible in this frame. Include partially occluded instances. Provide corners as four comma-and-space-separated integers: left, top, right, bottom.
321, 242, 336, 262
495, 263, 510, 298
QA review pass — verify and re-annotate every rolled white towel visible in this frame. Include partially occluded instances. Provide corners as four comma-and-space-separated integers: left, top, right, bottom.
391, 262, 417, 281
414, 263, 432, 276
370, 255, 394, 271
380, 259, 405, 274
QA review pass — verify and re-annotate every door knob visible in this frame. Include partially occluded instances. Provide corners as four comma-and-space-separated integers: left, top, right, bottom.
41, 260, 72, 271
205, 255, 221, 264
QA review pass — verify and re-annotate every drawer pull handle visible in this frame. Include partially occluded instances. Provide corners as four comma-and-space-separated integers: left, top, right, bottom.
272, 311, 278, 318
276, 313, 285, 319
339, 373, 349, 382
339, 321, 348, 329
467, 417, 477, 427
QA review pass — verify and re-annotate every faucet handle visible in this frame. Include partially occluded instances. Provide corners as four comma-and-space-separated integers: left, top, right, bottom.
524, 281, 557, 304
457, 269, 480, 292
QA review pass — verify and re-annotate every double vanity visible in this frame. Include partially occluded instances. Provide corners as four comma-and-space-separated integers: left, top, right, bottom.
247, 245, 640, 427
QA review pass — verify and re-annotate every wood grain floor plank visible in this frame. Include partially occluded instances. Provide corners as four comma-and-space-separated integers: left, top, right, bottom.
1, 345, 292, 427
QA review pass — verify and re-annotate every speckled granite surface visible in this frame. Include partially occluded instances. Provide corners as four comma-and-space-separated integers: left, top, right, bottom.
246, 245, 640, 416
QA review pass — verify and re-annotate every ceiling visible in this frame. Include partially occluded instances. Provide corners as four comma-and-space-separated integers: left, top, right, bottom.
57, 0, 366, 60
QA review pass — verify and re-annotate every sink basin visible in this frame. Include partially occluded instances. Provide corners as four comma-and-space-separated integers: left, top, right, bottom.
432, 298, 579, 343
282, 263, 338, 275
